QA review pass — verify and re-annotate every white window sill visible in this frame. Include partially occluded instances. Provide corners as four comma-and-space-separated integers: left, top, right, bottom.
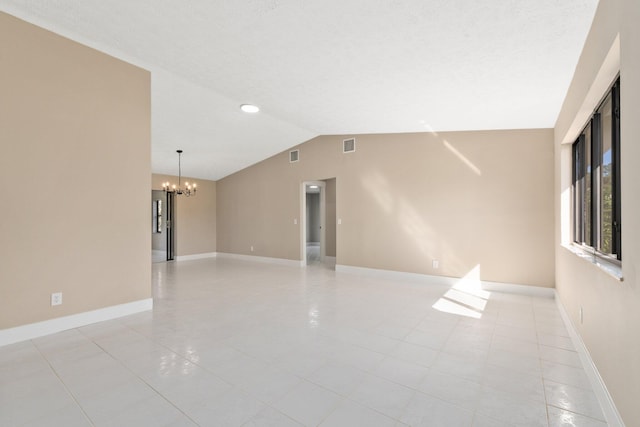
562, 244, 624, 281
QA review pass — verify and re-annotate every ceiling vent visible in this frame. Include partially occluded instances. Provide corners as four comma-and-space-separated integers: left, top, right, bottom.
343, 138, 356, 153
289, 149, 299, 163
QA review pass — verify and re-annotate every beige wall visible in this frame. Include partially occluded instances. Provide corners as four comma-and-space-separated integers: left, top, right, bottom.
554, 0, 640, 424
0, 13, 151, 329
217, 130, 555, 287
152, 174, 216, 257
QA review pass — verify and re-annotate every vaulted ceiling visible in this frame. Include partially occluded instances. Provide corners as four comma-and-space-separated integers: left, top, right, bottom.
1, 0, 599, 180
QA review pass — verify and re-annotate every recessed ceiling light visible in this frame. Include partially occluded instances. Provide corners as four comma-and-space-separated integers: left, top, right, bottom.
309, 185, 319, 189
240, 104, 260, 113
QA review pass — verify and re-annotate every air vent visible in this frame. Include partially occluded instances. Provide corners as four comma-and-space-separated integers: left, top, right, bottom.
289, 149, 299, 163
343, 138, 356, 153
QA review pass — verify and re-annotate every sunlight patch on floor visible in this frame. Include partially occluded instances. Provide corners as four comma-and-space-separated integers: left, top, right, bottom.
432, 265, 489, 319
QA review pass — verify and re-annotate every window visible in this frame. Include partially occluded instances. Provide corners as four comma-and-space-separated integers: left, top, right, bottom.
572, 77, 621, 261
152, 199, 163, 233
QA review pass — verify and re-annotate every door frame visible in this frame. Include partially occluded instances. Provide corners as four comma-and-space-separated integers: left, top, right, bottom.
166, 191, 176, 261
300, 181, 326, 265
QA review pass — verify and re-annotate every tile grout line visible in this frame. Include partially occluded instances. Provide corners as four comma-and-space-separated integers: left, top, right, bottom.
76, 323, 205, 427
31, 336, 97, 427
118, 319, 338, 426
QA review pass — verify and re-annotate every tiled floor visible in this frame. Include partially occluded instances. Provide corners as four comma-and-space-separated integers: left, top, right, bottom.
0, 258, 608, 426
306, 244, 321, 265
152, 250, 167, 263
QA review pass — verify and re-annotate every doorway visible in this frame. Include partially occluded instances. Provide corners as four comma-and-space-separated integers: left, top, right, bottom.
151, 190, 175, 262
306, 185, 322, 264
301, 179, 336, 267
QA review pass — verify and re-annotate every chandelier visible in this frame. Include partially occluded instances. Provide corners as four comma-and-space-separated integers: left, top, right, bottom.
162, 149, 197, 196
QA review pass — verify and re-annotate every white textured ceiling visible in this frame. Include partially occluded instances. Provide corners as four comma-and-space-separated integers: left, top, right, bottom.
1, 0, 598, 180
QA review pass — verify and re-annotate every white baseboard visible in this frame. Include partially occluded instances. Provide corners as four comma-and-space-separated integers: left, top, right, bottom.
480, 280, 555, 298
0, 298, 153, 348
336, 264, 452, 284
216, 252, 304, 267
555, 292, 625, 427
175, 252, 217, 261
335, 264, 554, 298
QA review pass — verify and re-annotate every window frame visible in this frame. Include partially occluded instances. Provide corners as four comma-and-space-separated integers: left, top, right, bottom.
571, 76, 621, 262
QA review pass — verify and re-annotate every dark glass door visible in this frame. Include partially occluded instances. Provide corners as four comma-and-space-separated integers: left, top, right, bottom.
166, 191, 175, 261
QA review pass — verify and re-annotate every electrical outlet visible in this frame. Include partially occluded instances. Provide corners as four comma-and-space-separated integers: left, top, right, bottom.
250, 245, 254, 252
294, 218, 298, 225
432, 259, 439, 269
338, 218, 342, 225
51, 292, 62, 306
